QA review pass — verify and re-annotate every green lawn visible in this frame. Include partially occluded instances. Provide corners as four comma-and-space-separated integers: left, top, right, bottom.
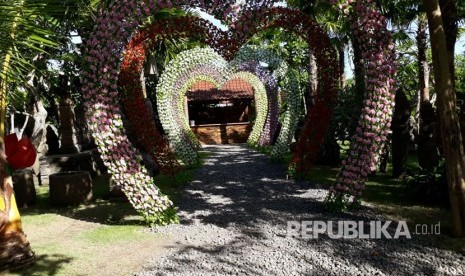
6, 172, 186, 276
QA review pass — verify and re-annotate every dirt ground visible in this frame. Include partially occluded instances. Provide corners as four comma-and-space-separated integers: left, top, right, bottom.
5, 213, 171, 276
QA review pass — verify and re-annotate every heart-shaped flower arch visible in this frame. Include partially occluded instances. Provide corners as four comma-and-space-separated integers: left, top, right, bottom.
153, 47, 268, 165
156, 48, 267, 158
121, 23, 289, 165
83, 0, 394, 222
155, 47, 230, 165
119, 7, 340, 167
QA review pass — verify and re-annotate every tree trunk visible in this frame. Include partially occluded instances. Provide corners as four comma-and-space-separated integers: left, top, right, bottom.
338, 44, 346, 89
307, 50, 318, 109
0, 5, 35, 269
392, 89, 411, 178
0, 149, 35, 271
351, 35, 366, 104
423, 0, 465, 237
439, 0, 458, 88
417, 16, 430, 104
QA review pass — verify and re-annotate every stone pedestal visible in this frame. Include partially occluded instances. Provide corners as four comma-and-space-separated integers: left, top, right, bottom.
39, 150, 104, 185
49, 171, 92, 206
12, 169, 36, 208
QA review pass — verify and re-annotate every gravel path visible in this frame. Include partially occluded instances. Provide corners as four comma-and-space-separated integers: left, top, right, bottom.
136, 145, 465, 276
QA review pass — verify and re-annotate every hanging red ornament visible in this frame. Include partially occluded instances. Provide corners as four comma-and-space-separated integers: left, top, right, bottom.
4, 134, 37, 170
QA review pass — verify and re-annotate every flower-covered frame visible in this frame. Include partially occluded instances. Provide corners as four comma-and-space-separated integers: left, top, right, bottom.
83, 0, 392, 219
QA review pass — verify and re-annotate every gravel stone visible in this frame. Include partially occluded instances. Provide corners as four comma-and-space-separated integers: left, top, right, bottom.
136, 145, 465, 276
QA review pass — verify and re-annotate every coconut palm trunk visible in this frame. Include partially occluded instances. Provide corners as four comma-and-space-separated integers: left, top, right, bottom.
0, 156, 35, 271
0, 1, 34, 270
0, 50, 34, 276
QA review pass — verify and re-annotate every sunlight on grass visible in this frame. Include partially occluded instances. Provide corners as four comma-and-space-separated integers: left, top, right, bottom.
21, 213, 58, 226
13, 172, 173, 276
81, 225, 154, 245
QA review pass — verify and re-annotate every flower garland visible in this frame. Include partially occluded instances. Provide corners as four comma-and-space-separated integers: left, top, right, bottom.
234, 61, 278, 147
271, 69, 302, 160
269, 8, 339, 174
326, 0, 397, 207
229, 71, 269, 147
120, 32, 182, 176
230, 46, 301, 155
231, 45, 289, 78
231, 46, 288, 148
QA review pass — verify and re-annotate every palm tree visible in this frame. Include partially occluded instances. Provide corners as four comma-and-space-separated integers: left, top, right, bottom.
0, 0, 81, 270
288, 0, 350, 89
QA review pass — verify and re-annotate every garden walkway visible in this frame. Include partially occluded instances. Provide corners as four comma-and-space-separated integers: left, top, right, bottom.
136, 145, 464, 276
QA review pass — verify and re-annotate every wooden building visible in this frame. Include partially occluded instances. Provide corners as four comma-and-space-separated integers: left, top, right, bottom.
186, 79, 255, 144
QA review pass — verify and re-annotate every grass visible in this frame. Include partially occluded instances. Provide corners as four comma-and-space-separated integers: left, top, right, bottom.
154, 169, 194, 204
81, 225, 153, 245
6, 168, 196, 276
364, 173, 465, 254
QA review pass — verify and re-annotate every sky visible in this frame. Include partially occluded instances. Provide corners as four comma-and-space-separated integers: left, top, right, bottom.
68, 4, 465, 79
457, 36, 465, 55
195, 6, 465, 80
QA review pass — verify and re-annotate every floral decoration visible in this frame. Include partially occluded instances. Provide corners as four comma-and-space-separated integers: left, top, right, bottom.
326, 0, 397, 207
82, 1, 340, 222
271, 69, 302, 160
155, 47, 230, 165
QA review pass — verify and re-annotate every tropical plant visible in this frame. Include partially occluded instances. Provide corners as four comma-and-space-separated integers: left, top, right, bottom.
0, 0, 84, 270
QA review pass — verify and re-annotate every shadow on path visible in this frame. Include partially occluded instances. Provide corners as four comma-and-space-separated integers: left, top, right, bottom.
137, 145, 465, 276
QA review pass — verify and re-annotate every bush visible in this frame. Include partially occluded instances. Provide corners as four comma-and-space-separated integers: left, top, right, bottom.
403, 160, 449, 206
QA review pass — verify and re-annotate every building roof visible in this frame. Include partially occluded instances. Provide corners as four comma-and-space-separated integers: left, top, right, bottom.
186, 79, 254, 101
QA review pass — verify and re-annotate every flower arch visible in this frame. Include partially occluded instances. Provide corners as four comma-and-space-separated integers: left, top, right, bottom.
231, 71, 269, 146
271, 69, 302, 160
230, 45, 302, 155
119, 35, 183, 176
119, 7, 339, 172
172, 65, 229, 151
82, 0, 399, 221
231, 47, 281, 147
155, 48, 231, 165
154, 47, 269, 164
120, 16, 225, 170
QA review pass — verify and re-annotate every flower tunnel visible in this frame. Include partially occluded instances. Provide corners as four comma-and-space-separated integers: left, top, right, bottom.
83, 0, 393, 223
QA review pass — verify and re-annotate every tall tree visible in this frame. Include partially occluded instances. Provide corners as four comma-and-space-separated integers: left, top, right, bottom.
423, 0, 465, 237
439, 0, 459, 88
288, 0, 350, 90
417, 15, 430, 103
